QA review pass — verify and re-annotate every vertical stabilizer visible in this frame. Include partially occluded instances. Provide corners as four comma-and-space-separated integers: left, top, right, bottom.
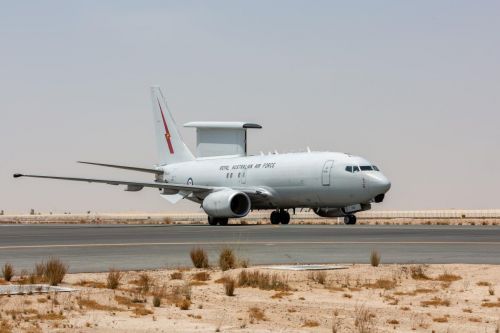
151, 86, 194, 165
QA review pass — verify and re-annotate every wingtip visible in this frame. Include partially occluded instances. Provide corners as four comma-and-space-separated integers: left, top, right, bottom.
13, 173, 23, 178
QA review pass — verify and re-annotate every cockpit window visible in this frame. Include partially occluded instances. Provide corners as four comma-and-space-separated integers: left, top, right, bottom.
353, 166, 360, 172
360, 165, 373, 171
345, 166, 353, 173
372, 165, 379, 171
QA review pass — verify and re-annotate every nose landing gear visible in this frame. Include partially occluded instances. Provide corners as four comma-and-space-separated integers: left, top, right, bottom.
270, 209, 291, 225
208, 216, 229, 226
343, 214, 357, 225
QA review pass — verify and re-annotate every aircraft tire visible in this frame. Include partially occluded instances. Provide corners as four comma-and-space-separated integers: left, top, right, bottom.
280, 210, 290, 224
218, 218, 229, 226
208, 216, 218, 226
343, 215, 357, 225
270, 211, 280, 224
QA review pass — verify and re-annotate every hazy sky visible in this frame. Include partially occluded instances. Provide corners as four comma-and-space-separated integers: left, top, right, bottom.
1, 1, 499, 213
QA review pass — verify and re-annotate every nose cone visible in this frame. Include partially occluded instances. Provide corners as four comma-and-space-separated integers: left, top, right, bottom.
367, 173, 391, 194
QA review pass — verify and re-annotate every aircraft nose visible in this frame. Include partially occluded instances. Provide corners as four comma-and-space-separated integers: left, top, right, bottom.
367, 173, 391, 194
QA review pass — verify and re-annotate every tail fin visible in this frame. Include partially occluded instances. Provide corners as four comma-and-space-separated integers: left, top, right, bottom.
151, 86, 194, 165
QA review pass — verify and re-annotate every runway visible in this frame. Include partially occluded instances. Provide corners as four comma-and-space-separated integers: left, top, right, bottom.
1, 224, 499, 272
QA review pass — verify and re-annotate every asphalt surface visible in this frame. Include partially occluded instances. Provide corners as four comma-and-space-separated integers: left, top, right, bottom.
0, 224, 499, 272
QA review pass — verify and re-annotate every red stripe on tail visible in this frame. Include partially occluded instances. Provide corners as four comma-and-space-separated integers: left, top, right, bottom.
157, 99, 174, 154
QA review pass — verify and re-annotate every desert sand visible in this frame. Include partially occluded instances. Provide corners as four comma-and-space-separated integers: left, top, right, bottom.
0, 263, 499, 332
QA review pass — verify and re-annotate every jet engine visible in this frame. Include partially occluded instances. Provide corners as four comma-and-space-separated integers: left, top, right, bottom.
202, 190, 251, 218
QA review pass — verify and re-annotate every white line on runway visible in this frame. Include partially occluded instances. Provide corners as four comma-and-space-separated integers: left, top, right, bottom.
0, 241, 499, 249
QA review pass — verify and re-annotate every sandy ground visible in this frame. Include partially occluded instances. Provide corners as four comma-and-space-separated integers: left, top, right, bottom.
0, 264, 499, 332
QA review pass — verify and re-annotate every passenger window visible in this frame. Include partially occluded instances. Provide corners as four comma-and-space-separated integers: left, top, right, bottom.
345, 166, 353, 173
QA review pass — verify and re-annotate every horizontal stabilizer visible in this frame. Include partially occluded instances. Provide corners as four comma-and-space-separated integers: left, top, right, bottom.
77, 161, 163, 175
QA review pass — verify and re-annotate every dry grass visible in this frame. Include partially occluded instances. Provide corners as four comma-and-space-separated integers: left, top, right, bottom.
308, 271, 327, 285
75, 279, 106, 288
137, 273, 152, 293
77, 297, 119, 312
224, 277, 236, 296
489, 285, 495, 295
370, 250, 381, 267
238, 270, 289, 291
410, 265, 430, 280
219, 247, 236, 271
363, 278, 397, 290
106, 269, 123, 289
152, 295, 161, 307
43, 258, 68, 286
421, 297, 450, 307
192, 271, 210, 281
248, 307, 266, 321
190, 247, 209, 268
167, 282, 192, 310
0, 320, 12, 333
387, 319, 399, 325
271, 291, 293, 299
302, 319, 319, 327
170, 271, 183, 280
481, 301, 500, 307
2, 263, 14, 282
433, 317, 448, 323
435, 272, 461, 282
477, 281, 491, 286
354, 304, 374, 333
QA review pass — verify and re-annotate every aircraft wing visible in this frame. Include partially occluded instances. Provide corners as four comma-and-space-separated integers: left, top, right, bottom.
13, 173, 213, 194
13, 173, 270, 198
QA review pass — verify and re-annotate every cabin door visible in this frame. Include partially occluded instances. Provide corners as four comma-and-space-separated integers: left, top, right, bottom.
321, 160, 334, 186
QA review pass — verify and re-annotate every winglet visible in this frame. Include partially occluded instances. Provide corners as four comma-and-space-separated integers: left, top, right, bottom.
13, 173, 23, 178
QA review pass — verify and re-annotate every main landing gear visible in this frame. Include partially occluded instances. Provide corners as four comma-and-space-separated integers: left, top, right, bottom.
343, 214, 357, 225
270, 209, 290, 225
208, 216, 228, 226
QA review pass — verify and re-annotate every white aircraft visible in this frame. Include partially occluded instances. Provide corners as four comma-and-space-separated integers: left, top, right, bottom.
14, 87, 390, 225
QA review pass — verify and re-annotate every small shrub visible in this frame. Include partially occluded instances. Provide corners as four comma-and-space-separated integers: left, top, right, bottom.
170, 271, 183, 280
410, 265, 430, 280
370, 250, 381, 267
34, 263, 45, 279
421, 297, 450, 307
178, 298, 191, 310
248, 307, 266, 321
435, 272, 461, 282
354, 304, 374, 332
192, 271, 210, 281
308, 271, 327, 285
433, 317, 448, 323
43, 258, 68, 286
302, 319, 319, 327
190, 247, 209, 268
238, 270, 289, 291
138, 273, 152, 293
2, 263, 14, 281
488, 286, 495, 296
224, 277, 236, 296
363, 278, 397, 290
219, 247, 236, 271
106, 269, 122, 289
152, 296, 161, 307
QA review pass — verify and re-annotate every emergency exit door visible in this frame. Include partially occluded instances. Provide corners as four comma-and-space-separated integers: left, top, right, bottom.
321, 160, 334, 186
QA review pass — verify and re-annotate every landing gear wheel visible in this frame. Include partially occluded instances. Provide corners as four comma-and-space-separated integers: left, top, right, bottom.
218, 218, 229, 226
279, 210, 290, 224
343, 215, 357, 225
208, 216, 218, 226
270, 211, 280, 224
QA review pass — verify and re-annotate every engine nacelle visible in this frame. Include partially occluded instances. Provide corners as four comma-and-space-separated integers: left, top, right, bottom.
202, 190, 251, 218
